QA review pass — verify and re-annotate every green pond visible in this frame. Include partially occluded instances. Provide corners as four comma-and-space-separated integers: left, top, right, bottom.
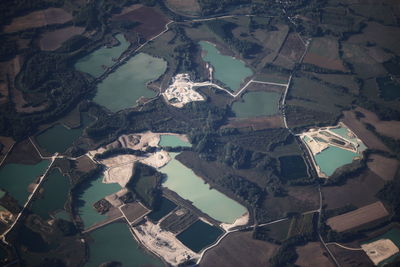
86, 222, 163, 267
30, 168, 70, 220
364, 228, 400, 266
314, 146, 359, 177
161, 153, 247, 223
177, 220, 223, 253
158, 135, 191, 148
93, 52, 167, 112
199, 41, 253, 91
36, 113, 93, 154
232, 91, 281, 118
0, 160, 49, 205
76, 175, 121, 228
330, 127, 367, 152
148, 197, 176, 222
75, 33, 130, 78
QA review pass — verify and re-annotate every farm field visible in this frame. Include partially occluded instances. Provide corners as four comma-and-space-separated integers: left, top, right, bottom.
322, 170, 385, 210
328, 243, 373, 267
223, 115, 284, 130
200, 231, 279, 267
39, 26, 85, 51
165, 0, 201, 16
303, 37, 346, 71
4, 8, 72, 33
295, 242, 334, 267
327, 201, 389, 232
367, 154, 399, 181
310, 73, 359, 94
287, 213, 315, 238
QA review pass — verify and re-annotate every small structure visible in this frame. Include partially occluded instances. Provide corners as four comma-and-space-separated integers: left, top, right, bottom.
361, 239, 399, 266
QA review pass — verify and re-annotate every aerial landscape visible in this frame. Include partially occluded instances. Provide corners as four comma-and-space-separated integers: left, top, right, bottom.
0, 0, 400, 266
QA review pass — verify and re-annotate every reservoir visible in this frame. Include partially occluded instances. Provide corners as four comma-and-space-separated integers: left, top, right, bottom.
75, 175, 120, 228
199, 41, 253, 91
161, 153, 247, 223
158, 135, 191, 147
232, 91, 281, 118
0, 160, 49, 205
93, 53, 167, 112
314, 146, 359, 177
148, 197, 177, 222
75, 33, 130, 77
35, 113, 92, 154
30, 168, 70, 220
177, 220, 223, 253
86, 222, 163, 267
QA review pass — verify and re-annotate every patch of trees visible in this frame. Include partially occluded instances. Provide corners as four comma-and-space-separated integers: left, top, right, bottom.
0, 37, 17, 61
94, 147, 146, 160
220, 174, 264, 206
377, 169, 400, 221
126, 162, 163, 209
206, 20, 262, 58
356, 96, 400, 121
58, 35, 91, 53
269, 235, 311, 267
197, 0, 251, 15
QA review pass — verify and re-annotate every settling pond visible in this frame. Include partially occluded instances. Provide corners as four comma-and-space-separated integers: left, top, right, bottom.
86, 222, 163, 267
0, 160, 49, 205
158, 135, 191, 148
232, 91, 281, 118
200, 41, 253, 91
75, 33, 130, 78
161, 153, 247, 223
93, 52, 167, 112
177, 220, 223, 253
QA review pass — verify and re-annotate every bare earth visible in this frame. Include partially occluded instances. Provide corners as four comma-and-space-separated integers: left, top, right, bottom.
223, 115, 284, 130
367, 154, 399, 181
356, 107, 400, 140
4, 8, 72, 33
295, 242, 335, 267
342, 109, 390, 152
39, 26, 85, 51
200, 231, 279, 267
327, 201, 389, 232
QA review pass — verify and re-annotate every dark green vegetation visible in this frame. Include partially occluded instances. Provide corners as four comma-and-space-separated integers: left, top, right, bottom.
278, 155, 308, 181
148, 197, 177, 222
176, 220, 223, 253
126, 163, 163, 209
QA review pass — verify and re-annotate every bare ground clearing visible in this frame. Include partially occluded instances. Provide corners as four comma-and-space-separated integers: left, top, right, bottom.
200, 231, 278, 267
223, 116, 285, 130
304, 37, 347, 71
327, 201, 389, 232
356, 107, 400, 140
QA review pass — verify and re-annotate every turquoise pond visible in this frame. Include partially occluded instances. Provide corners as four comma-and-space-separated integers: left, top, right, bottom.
161, 153, 247, 223
199, 41, 253, 91
158, 135, 191, 147
93, 52, 167, 112
232, 91, 281, 118
0, 160, 49, 205
86, 222, 163, 267
314, 145, 359, 177
75, 175, 121, 228
75, 33, 130, 78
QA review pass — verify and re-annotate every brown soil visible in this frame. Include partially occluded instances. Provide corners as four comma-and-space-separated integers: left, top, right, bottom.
75, 155, 96, 173
295, 242, 335, 267
200, 231, 279, 267
223, 116, 285, 130
4, 8, 72, 33
39, 26, 84, 51
4, 139, 42, 165
367, 154, 399, 181
342, 109, 390, 152
304, 53, 346, 71
327, 201, 389, 232
356, 107, 400, 140
322, 170, 385, 210
328, 243, 374, 267
112, 6, 169, 40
